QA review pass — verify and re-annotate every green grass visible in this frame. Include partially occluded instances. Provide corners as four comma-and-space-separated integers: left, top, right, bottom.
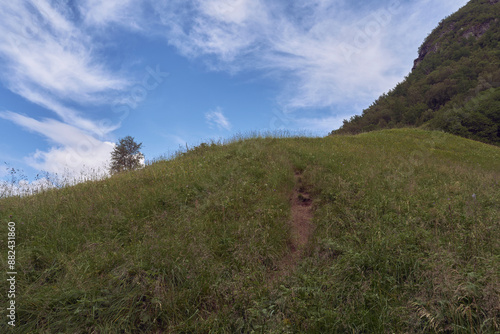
1, 129, 499, 333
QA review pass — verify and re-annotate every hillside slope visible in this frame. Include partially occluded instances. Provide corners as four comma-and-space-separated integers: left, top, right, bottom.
333, 0, 500, 145
1, 129, 499, 333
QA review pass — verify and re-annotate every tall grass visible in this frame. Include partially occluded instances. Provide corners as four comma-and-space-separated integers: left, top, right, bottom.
0, 166, 110, 199
0, 129, 498, 333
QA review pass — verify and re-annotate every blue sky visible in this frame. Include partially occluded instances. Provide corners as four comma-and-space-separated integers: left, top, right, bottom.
0, 0, 469, 182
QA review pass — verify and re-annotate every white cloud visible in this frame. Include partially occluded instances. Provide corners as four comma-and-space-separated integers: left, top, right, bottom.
153, 0, 268, 64
10, 85, 119, 137
0, 2, 127, 103
79, 0, 143, 30
152, 0, 406, 111
152, 0, 469, 125
0, 111, 114, 177
205, 107, 232, 131
0, 1, 130, 178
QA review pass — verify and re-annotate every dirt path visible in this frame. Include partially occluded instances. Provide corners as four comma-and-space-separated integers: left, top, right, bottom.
270, 171, 314, 281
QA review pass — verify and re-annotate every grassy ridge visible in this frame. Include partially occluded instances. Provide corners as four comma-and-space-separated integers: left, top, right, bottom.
1, 129, 499, 333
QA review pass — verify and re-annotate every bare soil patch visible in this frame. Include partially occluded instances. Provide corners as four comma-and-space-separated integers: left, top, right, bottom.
270, 171, 314, 281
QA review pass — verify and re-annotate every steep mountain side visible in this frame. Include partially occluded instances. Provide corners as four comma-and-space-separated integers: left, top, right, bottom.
332, 0, 500, 145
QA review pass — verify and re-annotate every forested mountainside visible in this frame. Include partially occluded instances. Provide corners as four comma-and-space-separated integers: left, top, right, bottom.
333, 0, 500, 145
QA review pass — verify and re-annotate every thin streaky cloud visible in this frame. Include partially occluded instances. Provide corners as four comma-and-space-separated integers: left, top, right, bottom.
79, 0, 143, 30
152, 0, 406, 111
0, 2, 127, 101
0, 1, 131, 175
0, 111, 114, 175
151, 0, 469, 114
205, 107, 232, 131
9, 86, 119, 137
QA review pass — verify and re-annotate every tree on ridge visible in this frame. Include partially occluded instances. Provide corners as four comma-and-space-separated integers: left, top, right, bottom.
110, 136, 144, 174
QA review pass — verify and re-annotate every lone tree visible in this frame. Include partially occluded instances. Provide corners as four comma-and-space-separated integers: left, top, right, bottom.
110, 136, 144, 174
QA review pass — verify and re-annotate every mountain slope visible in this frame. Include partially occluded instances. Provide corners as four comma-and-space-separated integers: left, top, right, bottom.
1, 129, 499, 333
333, 0, 500, 145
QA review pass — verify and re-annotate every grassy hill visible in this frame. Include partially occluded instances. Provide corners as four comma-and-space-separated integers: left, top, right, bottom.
1, 129, 499, 333
333, 0, 500, 145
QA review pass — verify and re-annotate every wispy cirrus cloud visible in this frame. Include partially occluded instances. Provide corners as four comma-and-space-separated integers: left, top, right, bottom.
10, 86, 119, 137
152, 0, 403, 110
0, 1, 130, 176
205, 107, 232, 131
78, 0, 143, 29
154, 0, 267, 63
152, 0, 468, 125
0, 1, 127, 102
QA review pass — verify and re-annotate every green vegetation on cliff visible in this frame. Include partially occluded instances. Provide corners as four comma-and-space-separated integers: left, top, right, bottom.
333, 0, 500, 145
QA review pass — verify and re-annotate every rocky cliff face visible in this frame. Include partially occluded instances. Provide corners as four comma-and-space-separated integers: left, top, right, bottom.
412, 19, 496, 71
412, 0, 499, 71
412, 42, 439, 71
